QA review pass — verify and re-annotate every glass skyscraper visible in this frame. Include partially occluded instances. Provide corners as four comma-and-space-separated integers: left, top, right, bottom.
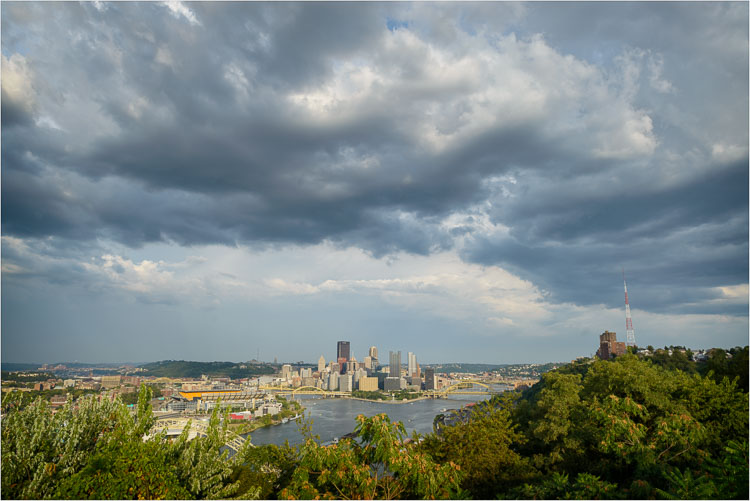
389, 350, 401, 378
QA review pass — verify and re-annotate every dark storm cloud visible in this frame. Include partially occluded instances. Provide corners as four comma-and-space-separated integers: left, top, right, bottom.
1, 2, 747, 317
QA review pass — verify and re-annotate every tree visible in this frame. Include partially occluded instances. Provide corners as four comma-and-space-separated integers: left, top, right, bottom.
280, 414, 465, 499
522, 371, 585, 471
1, 385, 260, 499
511, 352, 749, 497
421, 397, 533, 498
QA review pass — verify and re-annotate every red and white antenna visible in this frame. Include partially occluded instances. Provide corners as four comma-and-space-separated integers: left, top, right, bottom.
623, 269, 635, 347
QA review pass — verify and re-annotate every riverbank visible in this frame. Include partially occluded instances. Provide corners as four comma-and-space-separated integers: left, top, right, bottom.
247, 395, 492, 447
227, 397, 304, 434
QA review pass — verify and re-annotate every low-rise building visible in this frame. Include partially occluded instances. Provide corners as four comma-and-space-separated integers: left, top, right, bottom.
255, 401, 282, 417
358, 376, 378, 392
166, 398, 198, 413
384, 377, 405, 391
77, 381, 100, 390
100, 375, 122, 389
50, 395, 67, 408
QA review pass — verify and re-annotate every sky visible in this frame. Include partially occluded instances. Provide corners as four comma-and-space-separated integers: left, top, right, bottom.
1, 1, 748, 365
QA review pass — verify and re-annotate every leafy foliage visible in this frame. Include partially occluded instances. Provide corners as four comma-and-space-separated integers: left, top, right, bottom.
2, 349, 746, 500
1, 386, 260, 499
280, 413, 465, 499
421, 396, 533, 498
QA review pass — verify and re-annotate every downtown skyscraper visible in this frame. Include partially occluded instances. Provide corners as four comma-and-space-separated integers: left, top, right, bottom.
407, 352, 418, 377
389, 350, 401, 378
337, 341, 350, 374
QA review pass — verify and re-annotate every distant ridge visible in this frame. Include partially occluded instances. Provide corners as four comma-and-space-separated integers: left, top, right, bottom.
138, 360, 276, 378
1, 362, 44, 372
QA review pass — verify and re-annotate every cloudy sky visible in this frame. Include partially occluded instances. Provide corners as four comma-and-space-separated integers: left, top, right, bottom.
2, 2, 747, 365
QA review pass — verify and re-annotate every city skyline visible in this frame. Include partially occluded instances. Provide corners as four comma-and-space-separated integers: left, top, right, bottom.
2, 2, 747, 364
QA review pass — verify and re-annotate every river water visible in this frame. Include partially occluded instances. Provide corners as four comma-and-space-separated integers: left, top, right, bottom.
246, 394, 497, 447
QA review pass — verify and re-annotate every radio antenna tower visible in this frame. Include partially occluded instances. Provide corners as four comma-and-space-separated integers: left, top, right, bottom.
623, 269, 635, 347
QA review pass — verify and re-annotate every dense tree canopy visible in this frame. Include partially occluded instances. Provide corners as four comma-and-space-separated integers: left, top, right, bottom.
2, 351, 747, 499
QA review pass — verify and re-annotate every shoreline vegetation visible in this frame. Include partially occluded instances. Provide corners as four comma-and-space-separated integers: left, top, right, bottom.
228, 392, 439, 435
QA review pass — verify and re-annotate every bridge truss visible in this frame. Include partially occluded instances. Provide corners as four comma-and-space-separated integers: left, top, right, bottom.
151, 417, 249, 452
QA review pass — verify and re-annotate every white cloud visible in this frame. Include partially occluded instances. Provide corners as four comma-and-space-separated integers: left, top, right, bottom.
1, 53, 36, 114
155, 46, 176, 68
255, 245, 548, 326
286, 28, 658, 160
711, 142, 748, 164
162, 1, 201, 26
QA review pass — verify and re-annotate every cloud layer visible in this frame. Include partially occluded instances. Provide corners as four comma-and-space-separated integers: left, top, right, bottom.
2, 2, 747, 362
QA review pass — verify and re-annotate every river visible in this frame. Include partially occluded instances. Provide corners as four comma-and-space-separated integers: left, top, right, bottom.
246, 394, 498, 447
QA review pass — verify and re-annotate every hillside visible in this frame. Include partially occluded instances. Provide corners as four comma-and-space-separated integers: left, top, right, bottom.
138, 360, 276, 379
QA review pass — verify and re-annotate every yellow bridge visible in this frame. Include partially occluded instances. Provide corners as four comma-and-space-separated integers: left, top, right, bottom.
258, 381, 507, 398
259, 385, 350, 397
431, 380, 505, 396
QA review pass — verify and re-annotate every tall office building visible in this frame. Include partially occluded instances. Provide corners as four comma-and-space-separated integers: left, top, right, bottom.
340, 374, 353, 393
389, 350, 401, 377
328, 371, 339, 391
337, 341, 351, 373
337, 341, 351, 360
281, 364, 292, 380
369, 346, 379, 369
424, 368, 435, 390
318, 355, 325, 373
407, 352, 418, 377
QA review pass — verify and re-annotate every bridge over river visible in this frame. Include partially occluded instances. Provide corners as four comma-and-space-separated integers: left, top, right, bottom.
259, 379, 519, 398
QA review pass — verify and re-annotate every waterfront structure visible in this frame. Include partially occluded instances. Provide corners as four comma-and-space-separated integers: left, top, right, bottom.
597, 331, 627, 359
318, 355, 325, 373
424, 368, 436, 390
358, 376, 378, 391
389, 350, 401, 377
255, 401, 282, 417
